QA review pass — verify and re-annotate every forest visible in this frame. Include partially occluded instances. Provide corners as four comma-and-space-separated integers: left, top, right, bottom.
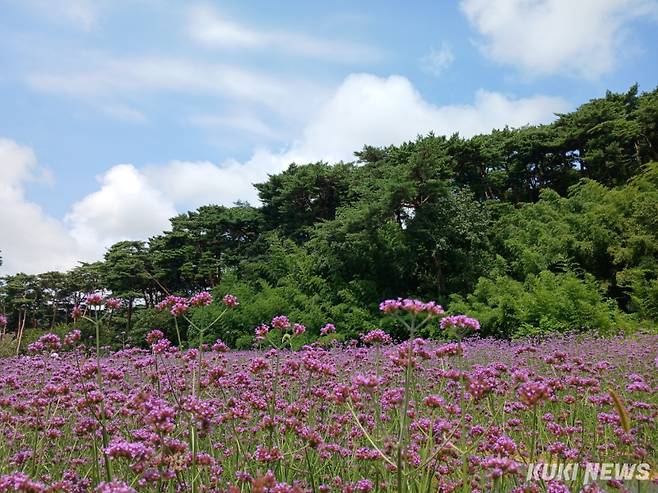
1, 84, 657, 350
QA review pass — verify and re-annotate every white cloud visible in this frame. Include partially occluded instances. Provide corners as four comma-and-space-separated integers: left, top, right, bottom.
284, 74, 568, 164
189, 113, 279, 140
0, 138, 88, 274
187, 4, 381, 63
420, 43, 455, 76
142, 152, 281, 209
0, 74, 569, 274
100, 104, 148, 124
16, 0, 100, 30
27, 56, 330, 123
142, 75, 569, 208
460, 0, 658, 78
65, 164, 177, 253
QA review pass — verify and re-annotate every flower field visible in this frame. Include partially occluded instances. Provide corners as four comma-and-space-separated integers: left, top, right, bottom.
0, 296, 656, 493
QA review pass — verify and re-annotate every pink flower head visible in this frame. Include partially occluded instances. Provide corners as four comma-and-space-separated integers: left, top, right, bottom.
518, 381, 551, 406
151, 338, 172, 354
146, 329, 165, 345
96, 480, 137, 493
189, 291, 212, 307
155, 295, 186, 311
440, 314, 480, 332
361, 329, 392, 345
40, 333, 62, 351
293, 323, 306, 336
423, 395, 446, 408
401, 298, 426, 314
271, 315, 290, 330
71, 305, 84, 320
0, 314, 7, 327
435, 342, 461, 357
64, 329, 81, 346
424, 301, 445, 316
212, 339, 229, 352
320, 323, 336, 336
254, 445, 283, 463
222, 294, 239, 308
170, 301, 189, 317
379, 298, 444, 316
105, 298, 122, 310
379, 299, 402, 313
85, 293, 104, 305
0, 473, 47, 493
255, 324, 270, 340
354, 479, 374, 493
353, 373, 380, 392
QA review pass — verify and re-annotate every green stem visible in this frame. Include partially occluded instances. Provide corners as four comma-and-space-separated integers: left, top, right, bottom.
94, 309, 112, 483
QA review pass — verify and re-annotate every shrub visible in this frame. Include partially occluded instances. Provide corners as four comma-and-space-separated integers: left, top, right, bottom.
449, 270, 636, 338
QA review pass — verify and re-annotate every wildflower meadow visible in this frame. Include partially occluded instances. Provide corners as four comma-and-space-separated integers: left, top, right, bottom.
0, 294, 656, 493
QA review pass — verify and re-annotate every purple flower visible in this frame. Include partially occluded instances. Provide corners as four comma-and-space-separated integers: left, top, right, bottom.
105, 298, 122, 310
361, 329, 392, 345
379, 298, 444, 316
255, 324, 270, 340
85, 293, 104, 305
212, 339, 229, 352
440, 314, 480, 332
518, 381, 550, 406
271, 315, 290, 330
170, 301, 189, 317
293, 323, 306, 336
96, 481, 137, 493
64, 329, 81, 346
155, 295, 186, 311
354, 479, 374, 492
189, 291, 213, 307
146, 329, 165, 345
0, 472, 46, 492
222, 294, 239, 308
71, 305, 84, 320
320, 323, 336, 336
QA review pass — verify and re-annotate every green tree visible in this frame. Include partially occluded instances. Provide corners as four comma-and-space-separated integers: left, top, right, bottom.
103, 241, 151, 331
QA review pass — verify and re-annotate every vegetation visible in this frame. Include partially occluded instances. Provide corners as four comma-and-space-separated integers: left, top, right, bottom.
1, 85, 658, 348
0, 298, 655, 491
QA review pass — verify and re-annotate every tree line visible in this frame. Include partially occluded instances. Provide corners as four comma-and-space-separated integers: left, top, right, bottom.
1, 84, 657, 348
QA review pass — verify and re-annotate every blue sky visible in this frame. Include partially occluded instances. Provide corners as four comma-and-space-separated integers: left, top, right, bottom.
1, 0, 657, 274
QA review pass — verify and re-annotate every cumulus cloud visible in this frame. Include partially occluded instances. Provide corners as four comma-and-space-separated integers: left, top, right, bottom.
0, 138, 88, 274
283, 74, 568, 163
1, 74, 569, 274
65, 164, 177, 253
187, 4, 381, 63
460, 0, 658, 78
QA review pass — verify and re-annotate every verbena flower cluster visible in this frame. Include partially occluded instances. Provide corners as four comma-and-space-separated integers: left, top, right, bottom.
440, 314, 481, 332
378, 298, 445, 316
0, 296, 655, 492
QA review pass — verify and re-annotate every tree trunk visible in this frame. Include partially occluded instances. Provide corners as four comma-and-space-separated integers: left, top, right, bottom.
432, 251, 445, 294
51, 302, 58, 328
15, 310, 27, 356
126, 298, 134, 332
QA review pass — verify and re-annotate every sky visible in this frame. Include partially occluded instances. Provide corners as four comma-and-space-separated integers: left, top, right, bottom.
1, 0, 658, 275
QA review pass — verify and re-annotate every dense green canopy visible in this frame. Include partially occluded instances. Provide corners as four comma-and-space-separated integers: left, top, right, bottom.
2, 85, 657, 347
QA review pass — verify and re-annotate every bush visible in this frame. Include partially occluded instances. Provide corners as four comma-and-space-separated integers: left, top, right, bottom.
129, 307, 183, 348
449, 270, 636, 338
187, 274, 380, 347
